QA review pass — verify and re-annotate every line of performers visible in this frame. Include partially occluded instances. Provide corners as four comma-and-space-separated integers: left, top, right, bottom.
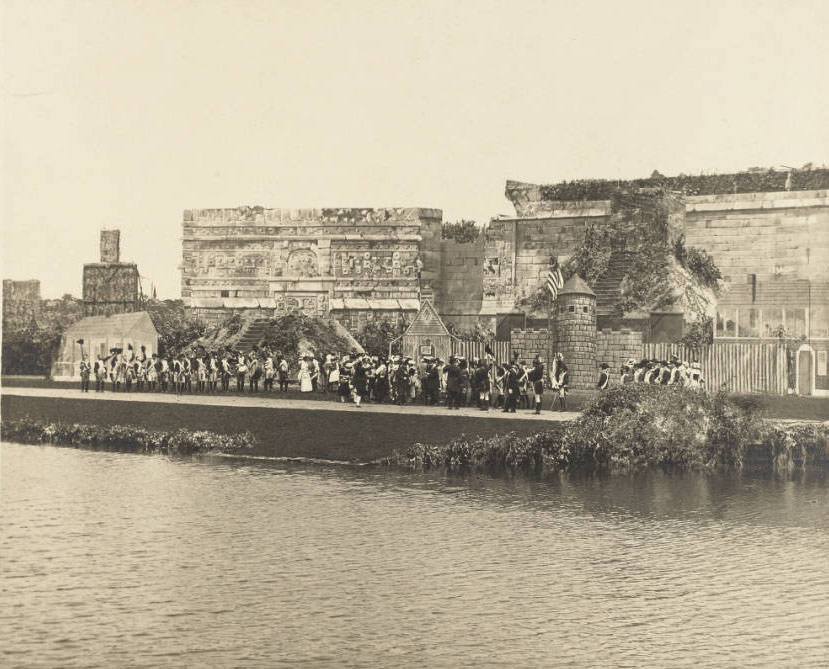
597, 356, 705, 389
313, 352, 570, 413
78, 345, 295, 394
76, 344, 573, 413
76, 345, 703, 409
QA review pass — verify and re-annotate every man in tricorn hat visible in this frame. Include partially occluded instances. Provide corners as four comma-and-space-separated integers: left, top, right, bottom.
527, 356, 545, 415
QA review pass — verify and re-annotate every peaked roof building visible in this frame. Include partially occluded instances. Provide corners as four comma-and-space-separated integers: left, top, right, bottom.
403, 299, 450, 338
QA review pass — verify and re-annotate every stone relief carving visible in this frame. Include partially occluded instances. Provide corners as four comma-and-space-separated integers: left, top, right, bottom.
286, 249, 319, 278
274, 293, 327, 317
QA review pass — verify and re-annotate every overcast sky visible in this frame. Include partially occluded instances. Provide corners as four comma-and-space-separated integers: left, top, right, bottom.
3, 0, 828, 298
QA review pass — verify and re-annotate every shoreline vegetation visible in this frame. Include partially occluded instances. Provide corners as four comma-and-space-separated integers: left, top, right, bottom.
3, 387, 827, 474
381, 386, 829, 476
1, 418, 255, 456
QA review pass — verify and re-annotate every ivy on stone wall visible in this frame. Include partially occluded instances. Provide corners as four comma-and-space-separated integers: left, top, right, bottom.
538, 166, 829, 202
561, 189, 722, 321
673, 236, 722, 291
561, 223, 613, 287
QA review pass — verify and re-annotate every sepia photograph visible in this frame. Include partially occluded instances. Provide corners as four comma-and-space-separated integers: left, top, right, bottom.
2, 0, 828, 666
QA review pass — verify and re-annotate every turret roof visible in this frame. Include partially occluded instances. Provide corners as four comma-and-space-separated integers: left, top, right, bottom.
559, 275, 595, 297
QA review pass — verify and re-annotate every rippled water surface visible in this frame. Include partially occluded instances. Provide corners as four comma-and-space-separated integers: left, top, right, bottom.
2, 443, 828, 668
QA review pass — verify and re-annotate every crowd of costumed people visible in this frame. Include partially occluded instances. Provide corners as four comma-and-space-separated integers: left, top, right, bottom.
599, 356, 705, 390
75, 342, 704, 413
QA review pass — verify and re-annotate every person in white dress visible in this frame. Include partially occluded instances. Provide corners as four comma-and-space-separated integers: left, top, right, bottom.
298, 356, 313, 393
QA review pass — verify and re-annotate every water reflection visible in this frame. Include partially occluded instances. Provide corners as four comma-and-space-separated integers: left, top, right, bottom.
2, 443, 828, 668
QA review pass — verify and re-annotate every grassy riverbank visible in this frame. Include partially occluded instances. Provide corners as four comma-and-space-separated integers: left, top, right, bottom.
1, 417, 255, 455
4, 386, 826, 473
0, 394, 554, 461
383, 386, 829, 475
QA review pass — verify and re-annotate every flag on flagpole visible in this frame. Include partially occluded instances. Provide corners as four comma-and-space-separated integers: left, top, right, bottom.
545, 257, 564, 299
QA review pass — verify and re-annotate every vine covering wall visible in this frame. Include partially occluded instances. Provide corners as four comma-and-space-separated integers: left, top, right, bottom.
531, 166, 829, 203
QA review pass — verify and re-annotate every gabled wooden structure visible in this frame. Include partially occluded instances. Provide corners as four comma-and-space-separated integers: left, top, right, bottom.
394, 299, 454, 361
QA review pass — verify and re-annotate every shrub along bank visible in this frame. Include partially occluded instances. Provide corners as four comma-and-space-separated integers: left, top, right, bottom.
1, 418, 255, 456
383, 386, 829, 476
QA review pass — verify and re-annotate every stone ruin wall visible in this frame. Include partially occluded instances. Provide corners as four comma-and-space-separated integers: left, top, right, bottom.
2, 279, 42, 329
498, 185, 828, 321
438, 238, 485, 330
179, 185, 828, 342
480, 204, 610, 319
182, 207, 442, 330
684, 190, 829, 285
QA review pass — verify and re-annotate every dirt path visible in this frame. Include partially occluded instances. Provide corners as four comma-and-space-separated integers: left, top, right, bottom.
1, 386, 580, 421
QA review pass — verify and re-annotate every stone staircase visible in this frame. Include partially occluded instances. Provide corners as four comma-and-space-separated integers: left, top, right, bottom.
235, 318, 271, 351
593, 251, 634, 316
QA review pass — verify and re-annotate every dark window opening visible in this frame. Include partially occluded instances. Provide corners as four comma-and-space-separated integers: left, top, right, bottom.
220, 290, 229, 298
568, 305, 575, 312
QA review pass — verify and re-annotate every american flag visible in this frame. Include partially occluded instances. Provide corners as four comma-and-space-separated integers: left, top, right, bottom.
545, 258, 564, 299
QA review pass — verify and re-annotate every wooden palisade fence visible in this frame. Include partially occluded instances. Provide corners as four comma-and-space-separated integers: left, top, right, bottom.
451, 340, 511, 362
643, 342, 787, 395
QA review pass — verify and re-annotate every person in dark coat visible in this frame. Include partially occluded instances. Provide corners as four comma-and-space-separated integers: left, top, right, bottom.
527, 357, 545, 415
469, 360, 480, 408
473, 360, 491, 411
445, 356, 462, 409
423, 359, 440, 405
458, 359, 470, 407
338, 359, 352, 402
352, 357, 368, 407
503, 363, 520, 413
597, 362, 610, 390
394, 361, 409, 406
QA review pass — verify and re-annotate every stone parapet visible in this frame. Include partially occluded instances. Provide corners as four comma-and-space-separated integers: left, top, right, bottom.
510, 327, 553, 364
596, 329, 644, 381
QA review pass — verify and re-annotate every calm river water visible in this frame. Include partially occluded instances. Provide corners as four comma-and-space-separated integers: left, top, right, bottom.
2, 443, 828, 668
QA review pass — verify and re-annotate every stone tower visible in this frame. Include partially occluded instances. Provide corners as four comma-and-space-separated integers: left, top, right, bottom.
555, 275, 597, 390
99, 229, 121, 263
83, 230, 139, 316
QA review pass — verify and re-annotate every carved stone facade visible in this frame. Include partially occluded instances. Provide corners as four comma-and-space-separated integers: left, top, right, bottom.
83, 231, 140, 317
182, 206, 442, 327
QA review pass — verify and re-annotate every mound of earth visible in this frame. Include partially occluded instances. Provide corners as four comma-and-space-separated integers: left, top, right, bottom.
187, 312, 362, 368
